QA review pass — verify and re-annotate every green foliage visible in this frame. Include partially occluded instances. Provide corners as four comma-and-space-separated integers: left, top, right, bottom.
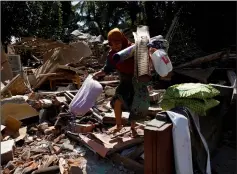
2, 1, 235, 52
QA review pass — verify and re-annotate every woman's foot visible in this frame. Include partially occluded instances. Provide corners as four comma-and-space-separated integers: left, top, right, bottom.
131, 127, 138, 138
130, 120, 139, 137
107, 125, 123, 135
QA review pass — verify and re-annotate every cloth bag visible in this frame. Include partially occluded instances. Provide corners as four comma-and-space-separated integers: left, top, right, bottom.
69, 75, 103, 115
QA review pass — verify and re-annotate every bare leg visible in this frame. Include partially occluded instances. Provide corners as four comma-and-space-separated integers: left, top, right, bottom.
107, 99, 123, 134
130, 120, 138, 137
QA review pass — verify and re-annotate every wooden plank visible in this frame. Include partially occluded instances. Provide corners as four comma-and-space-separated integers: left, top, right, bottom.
37, 90, 78, 95
126, 144, 144, 160
1, 74, 30, 95
110, 153, 144, 174
175, 51, 224, 69
99, 80, 120, 85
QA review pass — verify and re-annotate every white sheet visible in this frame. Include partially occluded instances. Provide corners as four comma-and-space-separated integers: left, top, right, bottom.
166, 110, 211, 174
166, 111, 193, 174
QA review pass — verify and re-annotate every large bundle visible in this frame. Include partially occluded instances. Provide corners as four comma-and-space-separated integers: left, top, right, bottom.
69, 75, 103, 116
161, 83, 220, 116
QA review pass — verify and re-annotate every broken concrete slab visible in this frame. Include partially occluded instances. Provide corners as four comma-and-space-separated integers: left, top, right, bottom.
1, 140, 15, 165
76, 127, 144, 157
1, 96, 39, 124
15, 126, 27, 143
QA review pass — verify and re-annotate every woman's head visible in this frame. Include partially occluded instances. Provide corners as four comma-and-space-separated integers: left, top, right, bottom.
107, 28, 129, 52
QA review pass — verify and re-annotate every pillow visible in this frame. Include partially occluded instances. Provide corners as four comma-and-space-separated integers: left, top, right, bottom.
164, 83, 220, 100
161, 98, 220, 116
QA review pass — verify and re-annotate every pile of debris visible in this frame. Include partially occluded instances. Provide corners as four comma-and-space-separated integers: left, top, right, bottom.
1, 77, 164, 174
1, 31, 236, 174
1, 35, 167, 174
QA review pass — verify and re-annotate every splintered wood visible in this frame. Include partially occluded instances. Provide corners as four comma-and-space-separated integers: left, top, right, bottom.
1, 74, 30, 96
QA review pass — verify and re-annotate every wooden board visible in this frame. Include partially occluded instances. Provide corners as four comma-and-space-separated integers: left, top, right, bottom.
1, 74, 29, 95
110, 153, 144, 174
33, 41, 92, 88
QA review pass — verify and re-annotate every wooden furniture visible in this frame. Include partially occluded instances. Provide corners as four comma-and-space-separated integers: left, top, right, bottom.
144, 116, 174, 174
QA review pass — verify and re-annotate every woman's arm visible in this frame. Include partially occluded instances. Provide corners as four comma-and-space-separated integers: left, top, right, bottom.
93, 70, 106, 78
93, 53, 115, 79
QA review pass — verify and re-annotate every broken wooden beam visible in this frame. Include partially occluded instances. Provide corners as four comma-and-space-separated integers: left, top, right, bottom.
175, 51, 224, 69
1, 74, 31, 95
110, 153, 144, 174
126, 144, 144, 160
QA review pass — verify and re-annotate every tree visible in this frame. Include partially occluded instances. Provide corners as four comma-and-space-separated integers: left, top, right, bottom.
1, 1, 76, 44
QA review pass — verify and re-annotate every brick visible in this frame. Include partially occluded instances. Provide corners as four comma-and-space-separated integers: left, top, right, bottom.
74, 124, 95, 133
53, 145, 62, 155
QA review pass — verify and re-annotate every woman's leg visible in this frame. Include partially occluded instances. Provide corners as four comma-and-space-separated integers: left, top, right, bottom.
107, 99, 123, 134
130, 120, 138, 137
129, 78, 150, 137
108, 73, 134, 134
114, 99, 123, 129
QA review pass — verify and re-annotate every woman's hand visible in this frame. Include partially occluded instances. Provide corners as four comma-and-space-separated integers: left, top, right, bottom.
92, 70, 105, 80
148, 47, 157, 57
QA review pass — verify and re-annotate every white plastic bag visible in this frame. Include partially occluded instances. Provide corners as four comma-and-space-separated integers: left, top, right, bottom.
151, 49, 172, 77
69, 75, 103, 115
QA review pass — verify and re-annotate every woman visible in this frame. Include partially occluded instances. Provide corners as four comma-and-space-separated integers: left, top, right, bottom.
93, 28, 150, 137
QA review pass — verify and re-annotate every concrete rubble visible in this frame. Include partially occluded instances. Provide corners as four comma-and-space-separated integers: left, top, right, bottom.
1, 34, 236, 174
